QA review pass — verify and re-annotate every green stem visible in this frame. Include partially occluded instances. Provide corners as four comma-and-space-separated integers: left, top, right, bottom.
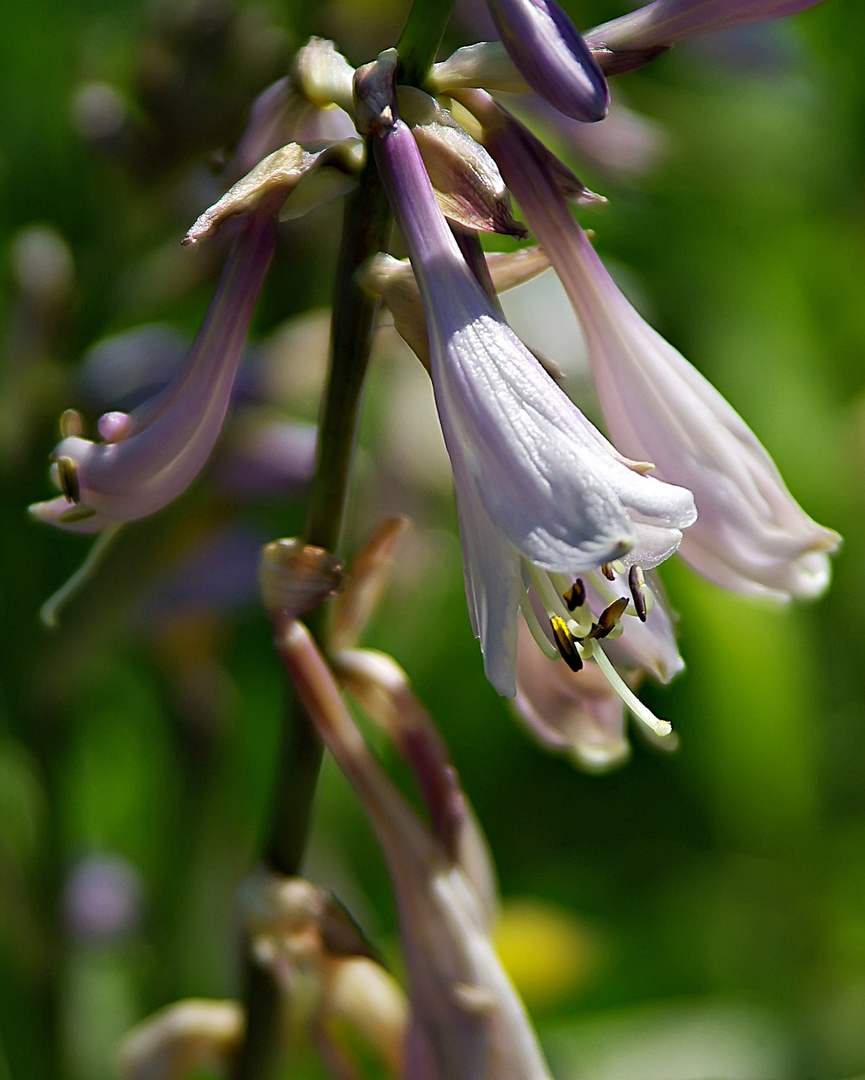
233, 2, 457, 1071
397, 0, 458, 87
231, 152, 391, 1080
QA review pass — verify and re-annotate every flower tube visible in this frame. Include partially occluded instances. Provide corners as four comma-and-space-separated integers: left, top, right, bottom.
465, 92, 839, 599
587, 0, 825, 54
356, 73, 694, 732
484, 0, 609, 122
30, 207, 278, 534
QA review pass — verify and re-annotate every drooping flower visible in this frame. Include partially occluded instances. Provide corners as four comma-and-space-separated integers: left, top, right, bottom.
483, 0, 609, 122
29, 206, 279, 535
358, 81, 695, 718
464, 91, 839, 600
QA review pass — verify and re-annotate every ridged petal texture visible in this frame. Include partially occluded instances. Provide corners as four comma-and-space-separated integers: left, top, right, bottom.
375, 119, 695, 693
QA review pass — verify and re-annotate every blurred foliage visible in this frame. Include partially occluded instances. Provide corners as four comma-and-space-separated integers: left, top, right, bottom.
1, 1, 864, 1079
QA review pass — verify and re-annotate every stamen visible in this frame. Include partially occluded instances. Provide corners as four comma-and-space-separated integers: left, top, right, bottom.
59, 409, 85, 438
589, 597, 629, 639
563, 578, 586, 611
56, 456, 80, 504
39, 523, 123, 629
601, 563, 616, 581
587, 641, 673, 738
57, 505, 97, 524
550, 616, 583, 672
628, 564, 647, 622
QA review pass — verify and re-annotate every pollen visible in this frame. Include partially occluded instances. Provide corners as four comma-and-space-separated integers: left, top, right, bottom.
563, 579, 586, 611
56, 456, 81, 504
550, 616, 583, 672
628, 564, 647, 622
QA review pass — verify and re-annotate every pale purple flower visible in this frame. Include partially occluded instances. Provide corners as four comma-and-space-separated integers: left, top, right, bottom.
587, 0, 824, 54
484, 0, 609, 122
372, 113, 696, 702
471, 94, 839, 600
30, 207, 278, 534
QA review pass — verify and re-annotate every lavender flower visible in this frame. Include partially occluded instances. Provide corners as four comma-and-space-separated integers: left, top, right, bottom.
469, 93, 839, 599
30, 207, 278, 534
484, 0, 609, 122
587, 0, 825, 54
360, 88, 694, 735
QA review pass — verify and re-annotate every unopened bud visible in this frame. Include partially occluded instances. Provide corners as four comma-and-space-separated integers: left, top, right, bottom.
259, 538, 344, 619
398, 87, 526, 238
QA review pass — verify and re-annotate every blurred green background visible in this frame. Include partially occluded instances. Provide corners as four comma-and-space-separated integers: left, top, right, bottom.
2, 1, 864, 1078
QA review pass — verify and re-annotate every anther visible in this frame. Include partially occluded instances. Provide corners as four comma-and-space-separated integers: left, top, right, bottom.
57, 505, 97, 524
550, 616, 583, 672
590, 597, 629, 640
563, 578, 586, 611
628, 564, 647, 622
59, 409, 85, 438
56, 456, 80, 504
601, 563, 616, 581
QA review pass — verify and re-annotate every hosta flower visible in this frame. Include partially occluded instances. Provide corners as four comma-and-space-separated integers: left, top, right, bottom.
587, 0, 825, 55
359, 82, 695, 731
467, 92, 839, 600
484, 0, 609, 122
30, 207, 278, 534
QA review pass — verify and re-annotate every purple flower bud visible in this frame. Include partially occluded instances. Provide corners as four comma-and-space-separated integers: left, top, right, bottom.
485, 0, 610, 121
30, 208, 278, 534
587, 0, 824, 55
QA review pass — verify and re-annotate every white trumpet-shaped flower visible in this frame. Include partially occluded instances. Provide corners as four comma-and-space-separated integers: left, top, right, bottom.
369, 109, 696, 710
471, 93, 839, 601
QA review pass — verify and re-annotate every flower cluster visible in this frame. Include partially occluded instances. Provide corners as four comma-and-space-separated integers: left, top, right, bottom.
31, 5, 839, 1077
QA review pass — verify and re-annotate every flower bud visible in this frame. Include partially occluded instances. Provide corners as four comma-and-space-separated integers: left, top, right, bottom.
292, 36, 355, 114
259, 538, 344, 620
484, 0, 609, 122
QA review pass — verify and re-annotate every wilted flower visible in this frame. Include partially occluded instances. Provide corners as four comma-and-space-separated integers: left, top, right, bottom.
30, 207, 279, 534
277, 617, 556, 1080
468, 91, 839, 600
484, 0, 609, 122
357, 75, 694, 733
